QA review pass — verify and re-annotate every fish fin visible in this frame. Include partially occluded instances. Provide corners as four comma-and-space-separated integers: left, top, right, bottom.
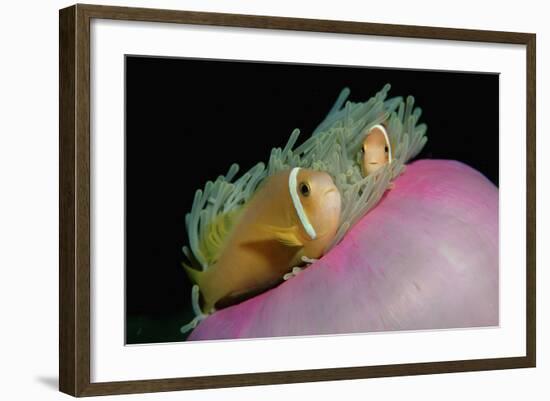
183, 262, 204, 287
198, 208, 242, 266
215, 277, 284, 310
259, 224, 304, 247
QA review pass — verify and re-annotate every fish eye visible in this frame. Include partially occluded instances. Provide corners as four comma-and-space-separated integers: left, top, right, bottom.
299, 182, 311, 197
361, 146, 365, 154
384, 146, 389, 153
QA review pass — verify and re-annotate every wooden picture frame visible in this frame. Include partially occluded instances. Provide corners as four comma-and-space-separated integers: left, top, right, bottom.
59, 3, 536, 396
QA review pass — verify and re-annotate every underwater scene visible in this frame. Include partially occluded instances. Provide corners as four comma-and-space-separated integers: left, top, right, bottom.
125, 56, 499, 344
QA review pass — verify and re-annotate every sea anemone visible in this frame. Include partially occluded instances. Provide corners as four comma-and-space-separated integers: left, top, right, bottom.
188, 159, 499, 340
180, 84, 436, 333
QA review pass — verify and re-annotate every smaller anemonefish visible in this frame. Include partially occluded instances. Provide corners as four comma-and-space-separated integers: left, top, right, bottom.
184, 168, 342, 312
361, 124, 393, 176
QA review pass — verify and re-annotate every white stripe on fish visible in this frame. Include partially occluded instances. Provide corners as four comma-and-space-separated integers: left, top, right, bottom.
289, 167, 317, 240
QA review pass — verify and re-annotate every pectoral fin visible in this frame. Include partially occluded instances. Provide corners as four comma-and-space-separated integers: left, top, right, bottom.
259, 224, 304, 247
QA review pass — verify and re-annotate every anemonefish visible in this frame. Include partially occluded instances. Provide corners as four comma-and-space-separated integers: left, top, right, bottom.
185, 168, 341, 312
361, 124, 393, 176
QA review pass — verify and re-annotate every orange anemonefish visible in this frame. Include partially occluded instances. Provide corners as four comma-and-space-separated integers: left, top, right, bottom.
361, 124, 393, 176
185, 167, 341, 312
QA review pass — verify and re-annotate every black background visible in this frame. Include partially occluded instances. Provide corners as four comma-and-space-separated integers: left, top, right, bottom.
125, 56, 499, 344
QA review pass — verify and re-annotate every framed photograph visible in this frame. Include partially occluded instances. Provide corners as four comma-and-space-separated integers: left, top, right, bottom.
59, 4, 536, 397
